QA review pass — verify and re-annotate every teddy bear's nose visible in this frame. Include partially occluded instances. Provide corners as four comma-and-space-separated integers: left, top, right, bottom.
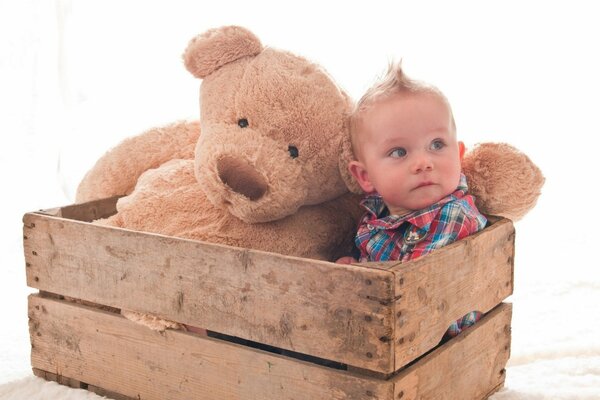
217, 156, 268, 201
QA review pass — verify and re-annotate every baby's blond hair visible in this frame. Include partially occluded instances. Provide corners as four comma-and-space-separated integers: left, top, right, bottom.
351, 62, 455, 158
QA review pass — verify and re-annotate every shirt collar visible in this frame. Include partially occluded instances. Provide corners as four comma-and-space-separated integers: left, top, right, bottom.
360, 174, 469, 230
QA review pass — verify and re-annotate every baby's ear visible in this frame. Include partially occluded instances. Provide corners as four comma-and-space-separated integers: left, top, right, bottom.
348, 161, 374, 193
183, 25, 262, 79
338, 125, 364, 194
459, 141, 466, 161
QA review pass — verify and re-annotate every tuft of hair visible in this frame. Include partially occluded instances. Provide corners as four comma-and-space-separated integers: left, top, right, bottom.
350, 61, 453, 157
354, 61, 445, 113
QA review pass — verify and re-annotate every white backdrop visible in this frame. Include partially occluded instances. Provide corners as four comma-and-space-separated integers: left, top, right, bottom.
1, 1, 599, 398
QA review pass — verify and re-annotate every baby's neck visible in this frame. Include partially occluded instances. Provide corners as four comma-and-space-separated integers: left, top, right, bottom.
387, 205, 412, 217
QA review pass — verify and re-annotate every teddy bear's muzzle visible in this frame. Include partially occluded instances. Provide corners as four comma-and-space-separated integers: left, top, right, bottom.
217, 156, 268, 201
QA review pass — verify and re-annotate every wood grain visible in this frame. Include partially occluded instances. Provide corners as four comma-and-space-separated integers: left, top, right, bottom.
29, 294, 392, 400
389, 218, 514, 369
391, 303, 512, 400
29, 295, 511, 400
23, 207, 514, 373
24, 212, 396, 372
34, 196, 120, 222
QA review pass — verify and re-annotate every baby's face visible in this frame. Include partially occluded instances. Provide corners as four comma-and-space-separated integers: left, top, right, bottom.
351, 92, 461, 215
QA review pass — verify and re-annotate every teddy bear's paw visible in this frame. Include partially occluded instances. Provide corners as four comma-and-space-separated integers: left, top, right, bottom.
463, 142, 544, 221
121, 309, 182, 332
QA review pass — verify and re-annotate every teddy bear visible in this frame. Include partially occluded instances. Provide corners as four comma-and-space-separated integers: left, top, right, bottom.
75, 26, 543, 329
77, 26, 367, 263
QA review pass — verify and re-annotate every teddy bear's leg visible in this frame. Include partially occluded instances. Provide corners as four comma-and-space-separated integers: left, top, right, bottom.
121, 310, 208, 335
121, 309, 183, 332
76, 120, 201, 203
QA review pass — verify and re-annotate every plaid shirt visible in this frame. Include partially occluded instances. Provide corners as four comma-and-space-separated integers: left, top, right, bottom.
355, 174, 487, 337
356, 174, 486, 262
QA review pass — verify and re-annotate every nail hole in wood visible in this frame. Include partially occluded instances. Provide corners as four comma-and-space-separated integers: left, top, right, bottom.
365, 279, 372, 285
32, 251, 37, 256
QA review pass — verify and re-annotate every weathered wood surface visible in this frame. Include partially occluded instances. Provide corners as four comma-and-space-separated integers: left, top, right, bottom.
390, 218, 514, 369
29, 294, 391, 400
29, 295, 511, 400
36, 196, 120, 222
23, 211, 396, 372
391, 303, 512, 400
23, 204, 514, 373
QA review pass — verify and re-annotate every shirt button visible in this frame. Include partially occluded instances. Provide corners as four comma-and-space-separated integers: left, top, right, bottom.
367, 224, 374, 231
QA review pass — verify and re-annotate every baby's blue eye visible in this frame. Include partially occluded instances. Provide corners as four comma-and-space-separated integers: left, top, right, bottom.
430, 139, 445, 151
390, 148, 407, 158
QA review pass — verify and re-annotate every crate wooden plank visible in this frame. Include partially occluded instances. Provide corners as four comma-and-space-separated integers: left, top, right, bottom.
32, 368, 84, 389
392, 303, 512, 400
29, 295, 511, 400
29, 294, 393, 400
23, 206, 514, 374
389, 218, 515, 369
32, 368, 143, 400
23, 212, 396, 373
35, 196, 120, 222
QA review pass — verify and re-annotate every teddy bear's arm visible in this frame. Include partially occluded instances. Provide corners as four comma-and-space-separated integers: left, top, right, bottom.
76, 120, 200, 203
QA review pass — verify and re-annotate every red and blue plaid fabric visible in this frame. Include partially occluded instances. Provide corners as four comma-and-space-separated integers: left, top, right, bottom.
444, 310, 483, 339
355, 174, 487, 337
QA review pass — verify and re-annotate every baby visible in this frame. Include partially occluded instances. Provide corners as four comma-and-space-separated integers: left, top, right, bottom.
339, 63, 487, 338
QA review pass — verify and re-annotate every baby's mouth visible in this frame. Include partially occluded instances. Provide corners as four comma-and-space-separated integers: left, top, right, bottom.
414, 181, 435, 190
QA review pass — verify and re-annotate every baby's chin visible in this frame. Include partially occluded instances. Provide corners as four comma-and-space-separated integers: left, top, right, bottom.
405, 189, 449, 210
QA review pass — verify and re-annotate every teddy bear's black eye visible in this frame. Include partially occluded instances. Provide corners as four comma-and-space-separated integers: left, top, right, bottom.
288, 145, 299, 159
238, 118, 249, 128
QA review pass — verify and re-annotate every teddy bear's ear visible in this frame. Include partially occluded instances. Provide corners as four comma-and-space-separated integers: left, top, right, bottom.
183, 26, 262, 79
338, 122, 364, 194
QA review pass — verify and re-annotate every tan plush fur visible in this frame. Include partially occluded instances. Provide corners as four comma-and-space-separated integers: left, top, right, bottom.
77, 26, 544, 331
77, 120, 201, 202
462, 142, 545, 221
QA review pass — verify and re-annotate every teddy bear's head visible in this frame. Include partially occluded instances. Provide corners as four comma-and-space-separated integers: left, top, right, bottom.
183, 26, 354, 224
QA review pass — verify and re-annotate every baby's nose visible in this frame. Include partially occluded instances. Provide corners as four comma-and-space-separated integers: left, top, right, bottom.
412, 155, 433, 173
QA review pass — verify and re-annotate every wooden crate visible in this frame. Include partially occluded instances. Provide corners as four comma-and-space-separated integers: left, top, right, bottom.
24, 197, 515, 400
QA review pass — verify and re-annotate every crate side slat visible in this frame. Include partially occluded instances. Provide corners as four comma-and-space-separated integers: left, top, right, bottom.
24, 212, 395, 373
59, 195, 120, 222
390, 218, 514, 369
392, 303, 512, 400
28, 294, 393, 400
